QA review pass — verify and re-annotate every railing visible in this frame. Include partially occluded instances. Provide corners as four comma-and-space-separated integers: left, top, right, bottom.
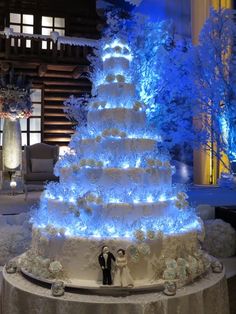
0, 28, 97, 63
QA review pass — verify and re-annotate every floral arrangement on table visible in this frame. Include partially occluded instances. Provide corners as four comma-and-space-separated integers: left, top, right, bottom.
0, 71, 33, 120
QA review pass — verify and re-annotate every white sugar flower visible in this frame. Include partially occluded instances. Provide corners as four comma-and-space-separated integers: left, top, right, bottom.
120, 131, 126, 138
96, 135, 102, 142
116, 74, 125, 83
134, 229, 145, 241
147, 159, 155, 167
49, 261, 63, 274
156, 230, 164, 240
106, 74, 115, 82
146, 230, 155, 240
138, 243, 151, 256
127, 245, 140, 263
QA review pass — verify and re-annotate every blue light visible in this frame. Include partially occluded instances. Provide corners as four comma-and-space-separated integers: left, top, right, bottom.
147, 195, 154, 203
159, 194, 166, 202
122, 162, 130, 169
102, 53, 133, 62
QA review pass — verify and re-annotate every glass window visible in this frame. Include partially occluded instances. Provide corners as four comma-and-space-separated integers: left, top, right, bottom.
10, 13, 21, 24
0, 119, 4, 131
10, 24, 21, 32
20, 119, 27, 131
32, 103, 41, 116
22, 25, 33, 34
55, 17, 65, 28
31, 89, 41, 102
42, 16, 53, 27
26, 39, 31, 48
55, 28, 65, 36
23, 14, 34, 25
42, 27, 52, 36
41, 16, 65, 50
42, 40, 48, 50
18, 88, 42, 147
21, 133, 27, 146
30, 133, 41, 145
30, 118, 41, 131
10, 13, 35, 48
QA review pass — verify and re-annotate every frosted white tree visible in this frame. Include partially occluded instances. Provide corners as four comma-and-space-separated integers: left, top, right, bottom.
193, 7, 236, 169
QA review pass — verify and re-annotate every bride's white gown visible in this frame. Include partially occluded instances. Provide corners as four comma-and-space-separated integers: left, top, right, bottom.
113, 256, 133, 287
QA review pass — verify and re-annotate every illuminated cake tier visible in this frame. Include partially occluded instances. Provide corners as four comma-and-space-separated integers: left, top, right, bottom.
87, 108, 146, 134
21, 38, 208, 290
97, 83, 135, 106
46, 198, 175, 224
103, 56, 129, 72
76, 138, 157, 160
59, 167, 172, 195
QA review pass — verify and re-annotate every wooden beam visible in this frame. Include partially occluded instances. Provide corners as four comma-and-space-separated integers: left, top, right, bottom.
44, 113, 67, 117
44, 137, 71, 142
72, 65, 90, 79
42, 78, 91, 87
44, 129, 75, 134
0, 62, 10, 72
47, 64, 76, 72
38, 64, 48, 77
44, 96, 68, 101
44, 121, 76, 125
44, 104, 65, 109
44, 88, 84, 93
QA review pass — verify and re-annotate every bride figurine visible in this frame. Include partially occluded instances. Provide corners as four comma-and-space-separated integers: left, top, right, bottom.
113, 249, 134, 287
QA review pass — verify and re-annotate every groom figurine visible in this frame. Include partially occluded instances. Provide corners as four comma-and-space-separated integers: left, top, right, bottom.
98, 245, 116, 285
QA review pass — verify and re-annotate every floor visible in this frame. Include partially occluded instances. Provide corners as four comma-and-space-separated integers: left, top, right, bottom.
0, 190, 41, 215
228, 276, 236, 314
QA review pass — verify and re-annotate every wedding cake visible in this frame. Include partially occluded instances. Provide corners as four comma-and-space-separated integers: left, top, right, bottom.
20, 38, 210, 290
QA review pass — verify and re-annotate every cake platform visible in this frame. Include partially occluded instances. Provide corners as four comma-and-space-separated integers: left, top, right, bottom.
21, 267, 165, 296
2, 267, 229, 314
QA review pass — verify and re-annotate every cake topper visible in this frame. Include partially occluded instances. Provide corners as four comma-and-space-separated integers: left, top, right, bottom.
113, 249, 134, 287
98, 245, 116, 285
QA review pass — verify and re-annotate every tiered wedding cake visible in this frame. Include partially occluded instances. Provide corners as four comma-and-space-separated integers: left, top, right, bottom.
20, 38, 210, 289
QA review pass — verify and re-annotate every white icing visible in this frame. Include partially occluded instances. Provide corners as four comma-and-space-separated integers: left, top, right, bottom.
97, 83, 135, 106
76, 138, 157, 160
60, 167, 172, 193
87, 108, 146, 133
47, 198, 175, 224
30, 228, 203, 284
103, 57, 130, 72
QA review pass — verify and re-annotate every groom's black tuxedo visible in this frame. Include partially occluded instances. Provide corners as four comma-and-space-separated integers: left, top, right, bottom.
98, 252, 115, 285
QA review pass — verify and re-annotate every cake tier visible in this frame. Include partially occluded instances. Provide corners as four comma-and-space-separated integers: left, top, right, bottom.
46, 198, 175, 224
26, 227, 205, 286
60, 167, 172, 195
76, 138, 157, 161
103, 57, 129, 72
87, 108, 146, 134
97, 83, 135, 106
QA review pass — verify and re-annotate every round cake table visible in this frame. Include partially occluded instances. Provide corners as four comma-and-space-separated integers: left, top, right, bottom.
1, 268, 229, 314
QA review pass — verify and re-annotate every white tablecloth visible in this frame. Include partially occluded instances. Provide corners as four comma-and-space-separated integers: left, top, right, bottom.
1, 269, 230, 314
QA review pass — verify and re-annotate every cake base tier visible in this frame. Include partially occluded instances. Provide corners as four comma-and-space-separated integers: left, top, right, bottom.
20, 226, 209, 289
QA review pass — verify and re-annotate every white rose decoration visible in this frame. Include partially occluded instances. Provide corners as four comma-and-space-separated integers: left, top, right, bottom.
49, 261, 63, 274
